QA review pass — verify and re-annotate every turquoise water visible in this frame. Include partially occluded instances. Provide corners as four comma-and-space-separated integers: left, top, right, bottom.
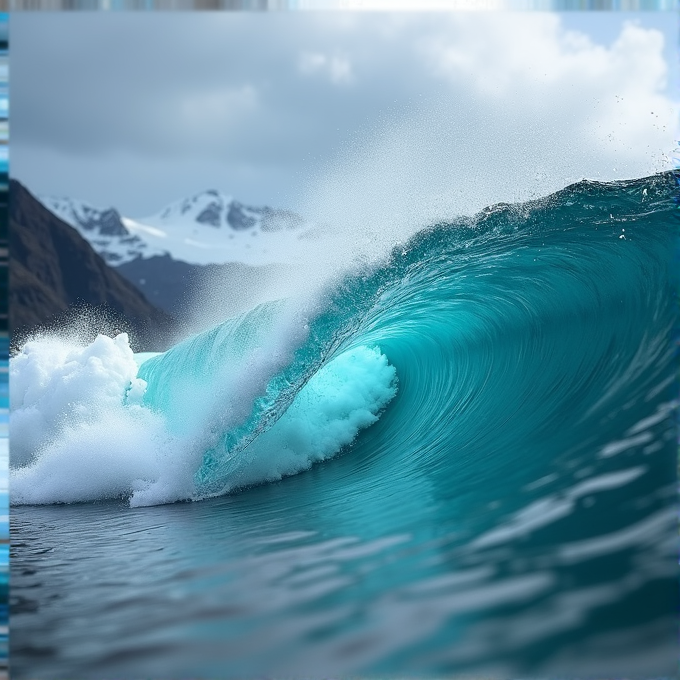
10, 173, 679, 677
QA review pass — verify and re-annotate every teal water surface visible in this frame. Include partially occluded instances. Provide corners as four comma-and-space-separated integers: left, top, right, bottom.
11, 173, 679, 678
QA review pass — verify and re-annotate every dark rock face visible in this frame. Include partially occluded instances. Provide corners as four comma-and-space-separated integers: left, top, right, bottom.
260, 206, 305, 232
116, 254, 201, 317
227, 202, 256, 230
66, 204, 129, 238
9, 179, 175, 351
115, 254, 283, 320
91, 208, 128, 236
196, 203, 222, 227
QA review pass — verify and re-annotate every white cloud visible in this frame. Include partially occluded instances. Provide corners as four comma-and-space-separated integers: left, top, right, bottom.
299, 51, 326, 74
417, 15, 675, 172
300, 13, 678, 260
299, 51, 353, 84
10, 13, 677, 214
178, 85, 259, 130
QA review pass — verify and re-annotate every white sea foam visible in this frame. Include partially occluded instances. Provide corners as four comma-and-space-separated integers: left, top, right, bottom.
10, 333, 183, 505
10, 333, 148, 468
10, 332, 397, 507
222, 345, 397, 493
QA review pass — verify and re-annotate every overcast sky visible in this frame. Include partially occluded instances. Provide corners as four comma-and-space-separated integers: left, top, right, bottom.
11, 11, 679, 221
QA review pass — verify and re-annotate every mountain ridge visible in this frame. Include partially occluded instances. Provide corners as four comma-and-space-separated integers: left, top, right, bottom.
39, 190, 308, 267
10, 179, 176, 351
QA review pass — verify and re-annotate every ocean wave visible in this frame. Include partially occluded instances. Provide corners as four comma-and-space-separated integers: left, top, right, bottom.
9, 172, 679, 508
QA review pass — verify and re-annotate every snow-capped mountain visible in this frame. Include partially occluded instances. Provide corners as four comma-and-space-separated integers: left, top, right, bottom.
149, 189, 304, 232
39, 190, 310, 267
39, 196, 163, 265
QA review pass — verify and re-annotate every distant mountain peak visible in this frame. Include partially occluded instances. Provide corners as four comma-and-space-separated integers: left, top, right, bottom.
151, 189, 236, 227
38, 188, 310, 268
38, 195, 164, 265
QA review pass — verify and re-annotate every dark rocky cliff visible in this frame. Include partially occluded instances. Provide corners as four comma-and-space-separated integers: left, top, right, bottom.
10, 179, 175, 351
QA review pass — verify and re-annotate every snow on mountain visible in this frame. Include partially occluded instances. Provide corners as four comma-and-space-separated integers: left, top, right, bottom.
39, 196, 164, 265
38, 191, 312, 267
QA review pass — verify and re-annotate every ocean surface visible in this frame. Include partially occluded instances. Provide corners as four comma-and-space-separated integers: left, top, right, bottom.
10, 173, 680, 678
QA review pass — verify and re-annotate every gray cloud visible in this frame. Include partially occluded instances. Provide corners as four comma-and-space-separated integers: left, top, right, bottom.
12, 13, 437, 212
10, 12, 677, 217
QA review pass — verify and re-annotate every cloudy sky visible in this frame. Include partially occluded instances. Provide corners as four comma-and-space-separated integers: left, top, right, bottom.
11, 11, 678, 221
